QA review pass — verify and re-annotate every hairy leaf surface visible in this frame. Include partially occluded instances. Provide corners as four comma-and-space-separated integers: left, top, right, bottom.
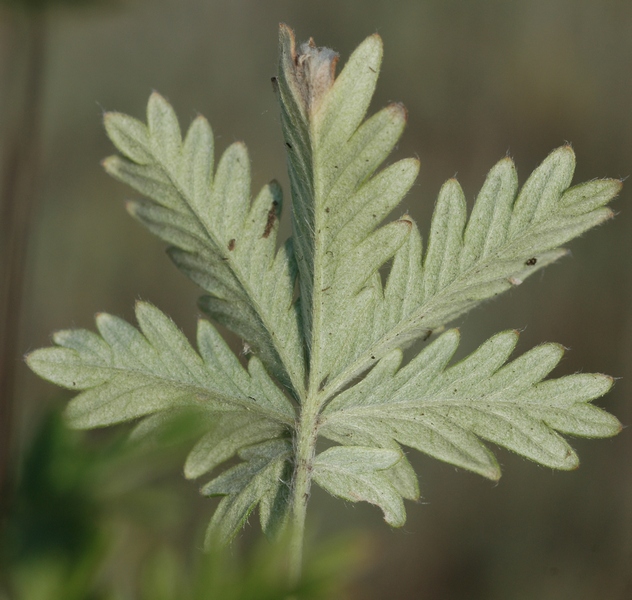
27, 25, 622, 544
312, 446, 406, 526
321, 329, 621, 480
202, 439, 292, 545
27, 302, 294, 481
320, 151, 620, 398
277, 25, 417, 389
103, 94, 305, 398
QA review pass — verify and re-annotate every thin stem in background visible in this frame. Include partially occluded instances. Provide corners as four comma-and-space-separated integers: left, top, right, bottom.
0, 10, 47, 526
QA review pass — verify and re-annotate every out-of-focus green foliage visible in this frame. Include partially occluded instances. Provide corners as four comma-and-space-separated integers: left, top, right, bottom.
138, 534, 369, 600
1, 411, 109, 600
1, 409, 366, 599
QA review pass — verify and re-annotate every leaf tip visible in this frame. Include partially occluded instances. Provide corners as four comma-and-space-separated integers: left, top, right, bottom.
24, 350, 37, 370
278, 21, 294, 41
396, 215, 414, 230
148, 90, 168, 107
95, 312, 114, 332
102, 110, 117, 128
124, 199, 137, 216
135, 300, 157, 323
565, 450, 581, 471
386, 101, 408, 122
101, 155, 116, 172
487, 465, 502, 481
552, 144, 577, 167
612, 178, 624, 194
594, 373, 616, 397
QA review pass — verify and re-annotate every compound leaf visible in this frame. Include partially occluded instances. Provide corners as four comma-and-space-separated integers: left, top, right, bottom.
28, 25, 622, 545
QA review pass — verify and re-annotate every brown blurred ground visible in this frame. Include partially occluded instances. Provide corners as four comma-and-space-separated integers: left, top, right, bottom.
1, 0, 631, 598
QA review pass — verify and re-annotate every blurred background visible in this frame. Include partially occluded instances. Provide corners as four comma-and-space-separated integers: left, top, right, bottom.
1, 0, 631, 598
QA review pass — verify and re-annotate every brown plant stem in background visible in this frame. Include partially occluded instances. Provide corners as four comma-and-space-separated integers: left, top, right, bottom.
0, 10, 47, 527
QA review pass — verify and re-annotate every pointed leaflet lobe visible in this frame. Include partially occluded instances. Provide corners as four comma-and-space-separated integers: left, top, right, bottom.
321, 329, 620, 480
103, 93, 305, 398
312, 446, 406, 526
202, 439, 292, 545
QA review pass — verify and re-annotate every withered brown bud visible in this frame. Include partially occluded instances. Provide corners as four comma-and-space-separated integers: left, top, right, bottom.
279, 24, 339, 117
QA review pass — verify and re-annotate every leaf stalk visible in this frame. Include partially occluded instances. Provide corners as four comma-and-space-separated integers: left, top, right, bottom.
287, 392, 322, 586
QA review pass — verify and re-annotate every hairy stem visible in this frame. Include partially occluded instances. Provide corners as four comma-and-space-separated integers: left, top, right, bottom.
287, 394, 321, 587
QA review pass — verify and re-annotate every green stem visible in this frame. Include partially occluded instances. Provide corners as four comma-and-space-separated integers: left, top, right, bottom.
287, 394, 321, 587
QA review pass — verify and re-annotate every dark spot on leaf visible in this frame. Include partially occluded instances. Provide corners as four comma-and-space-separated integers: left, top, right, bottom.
423, 329, 433, 341
371, 355, 376, 360
325, 207, 330, 213
526, 257, 537, 266
263, 204, 277, 238
228, 239, 236, 251
285, 142, 293, 149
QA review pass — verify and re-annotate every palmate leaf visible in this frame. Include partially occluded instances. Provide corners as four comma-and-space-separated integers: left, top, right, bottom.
320, 329, 621, 481
26, 25, 622, 547
26, 302, 294, 482
103, 94, 305, 398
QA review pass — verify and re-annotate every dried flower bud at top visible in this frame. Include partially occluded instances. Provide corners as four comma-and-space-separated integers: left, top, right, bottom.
295, 38, 339, 113
278, 24, 339, 118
